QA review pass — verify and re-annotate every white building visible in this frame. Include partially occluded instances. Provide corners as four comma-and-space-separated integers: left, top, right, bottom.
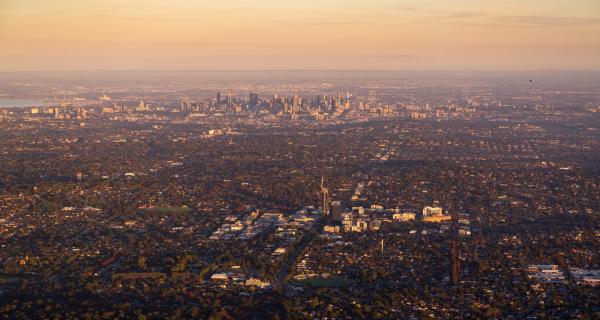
393, 212, 416, 221
423, 206, 443, 216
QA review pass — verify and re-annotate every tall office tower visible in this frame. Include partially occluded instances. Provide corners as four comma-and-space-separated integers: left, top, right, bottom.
227, 89, 232, 110
216, 92, 221, 106
292, 94, 300, 109
249, 93, 259, 107
330, 200, 342, 221
180, 99, 192, 112
321, 175, 330, 216
450, 210, 460, 285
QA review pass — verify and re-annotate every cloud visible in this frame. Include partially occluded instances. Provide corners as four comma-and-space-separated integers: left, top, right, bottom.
493, 15, 600, 27
395, 6, 425, 12
395, 6, 485, 18
395, 5, 600, 28
441, 12, 488, 19
92, 12, 142, 21
365, 54, 433, 60
271, 20, 357, 26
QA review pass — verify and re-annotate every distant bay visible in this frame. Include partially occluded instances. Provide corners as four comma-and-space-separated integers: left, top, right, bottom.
0, 98, 50, 108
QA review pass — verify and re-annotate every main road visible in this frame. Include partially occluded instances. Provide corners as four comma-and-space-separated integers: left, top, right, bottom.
273, 218, 324, 290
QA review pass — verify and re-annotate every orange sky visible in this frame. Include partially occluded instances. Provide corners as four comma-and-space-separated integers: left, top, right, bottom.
1, 0, 599, 70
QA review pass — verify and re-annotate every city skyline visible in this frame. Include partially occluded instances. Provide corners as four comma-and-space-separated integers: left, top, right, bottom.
1, 0, 599, 71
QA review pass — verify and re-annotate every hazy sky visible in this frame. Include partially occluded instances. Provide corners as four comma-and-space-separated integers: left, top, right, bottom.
1, 0, 599, 71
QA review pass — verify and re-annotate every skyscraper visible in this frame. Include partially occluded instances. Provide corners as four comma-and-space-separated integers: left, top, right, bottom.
249, 93, 259, 108
227, 89, 232, 110
180, 98, 192, 112
331, 200, 342, 221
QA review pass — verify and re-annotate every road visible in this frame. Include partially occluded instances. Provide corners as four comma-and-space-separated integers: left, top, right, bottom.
273, 218, 324, 290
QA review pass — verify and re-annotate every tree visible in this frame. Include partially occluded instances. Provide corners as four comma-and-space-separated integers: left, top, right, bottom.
138, 256, 148, 270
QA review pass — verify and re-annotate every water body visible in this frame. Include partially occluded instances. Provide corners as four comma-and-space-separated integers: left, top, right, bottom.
0, 98, 50, 108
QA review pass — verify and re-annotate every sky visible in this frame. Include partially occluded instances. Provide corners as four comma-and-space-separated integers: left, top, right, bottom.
1, 0, 599, 71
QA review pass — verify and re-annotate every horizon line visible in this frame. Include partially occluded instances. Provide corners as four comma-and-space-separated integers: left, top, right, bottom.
2, 68, 600, 73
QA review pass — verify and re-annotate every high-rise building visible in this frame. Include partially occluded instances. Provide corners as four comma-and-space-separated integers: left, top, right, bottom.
227, 89, 233, 110
249, 93, 259, 107
216, 92, 222, 106
331, 200, 342, 221
180, 99, 192, 112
